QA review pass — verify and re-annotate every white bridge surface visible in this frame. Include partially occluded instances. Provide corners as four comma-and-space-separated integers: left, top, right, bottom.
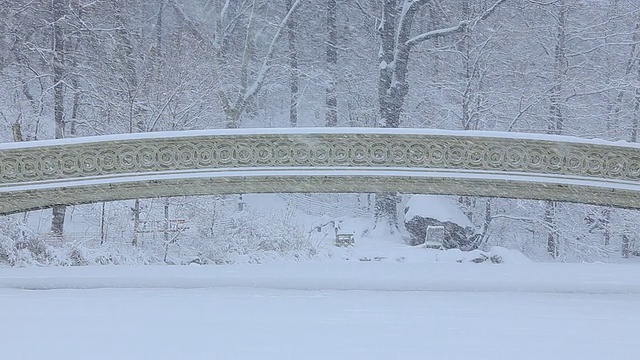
0, 262, 638, 360
3, 128, 640, 214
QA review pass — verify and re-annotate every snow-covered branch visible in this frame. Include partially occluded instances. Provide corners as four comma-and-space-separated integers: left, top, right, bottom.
405, 0, 510, 47
406, 21, 468, 47
492, 213, 555, 233
242, 0, 304, 102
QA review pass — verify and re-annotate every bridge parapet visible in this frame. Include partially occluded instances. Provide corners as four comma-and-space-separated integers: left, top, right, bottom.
1, 128, 640, 214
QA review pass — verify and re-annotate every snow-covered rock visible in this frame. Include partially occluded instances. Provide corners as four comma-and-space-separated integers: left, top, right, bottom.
403, 195, 478, 249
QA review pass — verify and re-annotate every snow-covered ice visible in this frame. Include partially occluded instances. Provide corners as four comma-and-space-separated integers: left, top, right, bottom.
1, 262, 639, 359
2, 287, 637, 360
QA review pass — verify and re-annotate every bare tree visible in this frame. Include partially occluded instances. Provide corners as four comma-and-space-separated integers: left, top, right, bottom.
170, 0, 305, 128
377, 0, 508, 128
50, 0, 67, 237
545, 0, 568, 259
375, 0, 508, 229
286, 0, 299, 127
326, 0, 338, 126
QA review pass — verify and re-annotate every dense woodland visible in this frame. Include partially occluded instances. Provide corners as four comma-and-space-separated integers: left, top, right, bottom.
1, 0, 640, 263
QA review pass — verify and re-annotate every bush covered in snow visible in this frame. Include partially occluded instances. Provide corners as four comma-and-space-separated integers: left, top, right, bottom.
191, 209, 314, 265
0, 203, 316, 267
0, 219, 52, 266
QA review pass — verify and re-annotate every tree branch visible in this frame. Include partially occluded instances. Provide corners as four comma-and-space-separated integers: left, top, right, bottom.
406, 20, 468, 47
406, 0, 510, 47
169, 0, 212, 48
242, 0, 304, 102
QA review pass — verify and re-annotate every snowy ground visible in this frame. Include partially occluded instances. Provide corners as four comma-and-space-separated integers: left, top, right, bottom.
1, 262, 640, 360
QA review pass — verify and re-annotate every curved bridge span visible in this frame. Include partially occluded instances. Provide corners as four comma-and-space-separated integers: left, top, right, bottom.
1, 128, 640, 215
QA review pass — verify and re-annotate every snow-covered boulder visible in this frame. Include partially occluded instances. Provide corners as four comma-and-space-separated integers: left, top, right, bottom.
403, 195, 478, 250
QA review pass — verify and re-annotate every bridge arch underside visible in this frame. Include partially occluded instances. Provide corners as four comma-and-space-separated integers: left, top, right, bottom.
2, 169, 640, 215
3, 129, 640, 214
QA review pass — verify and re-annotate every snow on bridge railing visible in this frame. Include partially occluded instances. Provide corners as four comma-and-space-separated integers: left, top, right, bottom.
1, 127, 640, 214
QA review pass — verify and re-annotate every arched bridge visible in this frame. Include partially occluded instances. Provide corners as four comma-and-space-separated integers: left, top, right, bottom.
1, 128, 640, 215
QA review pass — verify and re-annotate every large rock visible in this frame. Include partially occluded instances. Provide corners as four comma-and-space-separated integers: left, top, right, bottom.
403, 195, 479, 250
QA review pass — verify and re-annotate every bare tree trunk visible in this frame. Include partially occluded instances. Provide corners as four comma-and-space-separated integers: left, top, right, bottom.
606, 11, 640, 136
51, 207, 66, 238
114, 0, 147, 245
326, 0, 338, 126
156, 1, 164, 57
603, 207, 611, 246
545, 0, 568, 259
374, 0, 402, 231
461, 0, 472, 130
545, 201, 559, 259
633, 54, 640, 142
51, 0, 66, 238
164, 198, 171, 244
286, 0, 299, 127
549, 1, 567, 135
479, 198, 492, 246
131, 199, 141, 246
68, 4, 83, 137
100, 202, 107, 245
622, 228, 631, 258
622, 55, 640, 258
634, 95, 640, 143
69, 77, 80, 136
378, 0, 401, 128
12, 119, 24, 142
114, 0, 143, 133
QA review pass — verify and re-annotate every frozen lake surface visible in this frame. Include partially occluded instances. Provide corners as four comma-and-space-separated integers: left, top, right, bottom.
1, 262, 639, 359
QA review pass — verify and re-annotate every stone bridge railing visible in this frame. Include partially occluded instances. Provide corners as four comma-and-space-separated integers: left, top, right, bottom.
1, 128, 640, 215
